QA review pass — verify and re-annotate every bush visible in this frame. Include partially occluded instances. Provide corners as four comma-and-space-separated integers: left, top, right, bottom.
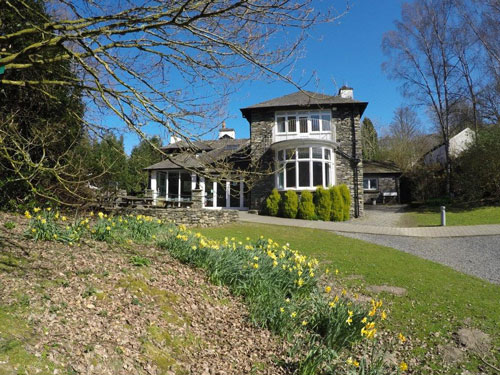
297, 191, 315, 220
329, 186, 344, 221
265, 188, 281, 216
281, 190, 298, 218
454, 126, 500, 203
339, 184, 351, 220
314, 186, 331, 221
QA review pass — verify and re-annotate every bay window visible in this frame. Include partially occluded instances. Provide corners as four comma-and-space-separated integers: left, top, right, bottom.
275, 146, 334, 190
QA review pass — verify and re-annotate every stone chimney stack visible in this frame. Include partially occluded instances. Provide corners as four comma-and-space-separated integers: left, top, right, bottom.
339, 85, 354, 99
218, 121, 236, 139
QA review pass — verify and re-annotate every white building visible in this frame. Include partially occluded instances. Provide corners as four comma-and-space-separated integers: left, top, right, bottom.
423, 128, 475, 165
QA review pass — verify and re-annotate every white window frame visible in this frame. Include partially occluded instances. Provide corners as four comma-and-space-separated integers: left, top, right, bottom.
273, 110, 334, 141
363, 178, 378, 191
275, 146, 335, 191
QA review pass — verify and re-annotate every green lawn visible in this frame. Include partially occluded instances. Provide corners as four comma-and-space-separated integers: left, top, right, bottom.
403, 205, 500, 227
199, 223, 500, 374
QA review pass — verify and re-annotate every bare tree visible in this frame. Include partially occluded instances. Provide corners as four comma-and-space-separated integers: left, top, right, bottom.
383, 0, 466, 195
379, 106, 424, 171
0, 0, 348, 204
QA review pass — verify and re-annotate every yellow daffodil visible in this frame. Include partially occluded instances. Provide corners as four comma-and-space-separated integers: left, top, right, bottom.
341, 288, 347, 296
46, 207, 51, 211
325, 268, 329, 274
41, 219, 47, 224
335, 269, 339, 275
98, 212, 104, 219
106, 226, 111, 231
398, 333, 406, 343
290, 312, 297, 318
34, 207, 41, 213
24, 211, 32, 219
346, 317, 352, 325
191, 245, 197, 250
325, 286, 332, 293
399, 361, 408, 371
280, 307, 284, 313
361, 317, 367, 323
31, 228, 36, 233
381, 310, 387, 320
301, 320, 307, 326
253, 263, 259, 269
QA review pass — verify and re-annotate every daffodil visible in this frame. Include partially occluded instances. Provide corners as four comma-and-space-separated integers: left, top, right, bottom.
398, 333, 406, 343
381, 310, 387, 320
325, 286, 331, 293
290, 312, 297, 318
34, 207, 41, 213
301, 320, 307, 326
399, 361, 408, 371
24, 211, 32, 219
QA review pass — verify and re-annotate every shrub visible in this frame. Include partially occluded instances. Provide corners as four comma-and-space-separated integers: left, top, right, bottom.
281, 190, 298, 218
314, 186, 331, 221
339, 184, 351, 220
265, 188, 281, 216
298, 191, 315, 220
329, 186, 344, 221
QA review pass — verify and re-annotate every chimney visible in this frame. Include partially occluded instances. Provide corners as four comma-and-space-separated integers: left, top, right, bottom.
339, 85, 354, 99
218, 121, 236, 139
169, 135, 181, 144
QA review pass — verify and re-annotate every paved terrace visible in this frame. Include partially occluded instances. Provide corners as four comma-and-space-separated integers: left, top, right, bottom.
237, 211, 500, 238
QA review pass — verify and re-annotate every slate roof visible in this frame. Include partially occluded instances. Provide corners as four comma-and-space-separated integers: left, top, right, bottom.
145, 138, 250, 170
363, 160, 401, 174
240, 90, 368, 118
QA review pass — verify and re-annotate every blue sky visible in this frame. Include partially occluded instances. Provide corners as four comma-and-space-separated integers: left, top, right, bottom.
123, 0, 409, 153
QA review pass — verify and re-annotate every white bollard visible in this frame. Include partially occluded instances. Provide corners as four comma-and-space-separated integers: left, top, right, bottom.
440, 206, 446, 226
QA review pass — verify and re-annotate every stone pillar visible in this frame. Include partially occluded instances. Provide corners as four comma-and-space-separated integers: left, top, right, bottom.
191, 189, 203, 209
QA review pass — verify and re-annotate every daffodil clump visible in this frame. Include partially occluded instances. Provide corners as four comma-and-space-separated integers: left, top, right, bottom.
158, 226, 399, 374
24, 209, 164, 244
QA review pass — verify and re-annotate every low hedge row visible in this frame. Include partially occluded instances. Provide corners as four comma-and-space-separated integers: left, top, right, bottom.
264, 185, 352, 221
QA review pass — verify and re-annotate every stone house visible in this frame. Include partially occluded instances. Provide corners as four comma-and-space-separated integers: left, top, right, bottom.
363, 161, 402, 204
145, 87, 368, 217
423, 127, 475, 165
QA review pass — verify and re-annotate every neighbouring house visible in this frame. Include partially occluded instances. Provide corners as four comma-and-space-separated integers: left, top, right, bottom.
145, 87, 368, 217
363, 161, 402, 204
423, 127, 475, 165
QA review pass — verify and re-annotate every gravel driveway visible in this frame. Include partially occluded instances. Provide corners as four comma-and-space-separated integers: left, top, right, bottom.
338, 232, 500, 284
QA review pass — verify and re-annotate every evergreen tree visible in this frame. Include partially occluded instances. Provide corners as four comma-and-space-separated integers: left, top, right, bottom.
127, 137, 163, 193
361, 117, 379, 160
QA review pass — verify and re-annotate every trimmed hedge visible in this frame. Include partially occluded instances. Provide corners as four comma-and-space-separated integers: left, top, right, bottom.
314, 186, 331, 221
281, 190, 298, 218
297, 191, 315, 220
330, 186, 344, 222
265, 188, 281, 216
339, 184, 351, 220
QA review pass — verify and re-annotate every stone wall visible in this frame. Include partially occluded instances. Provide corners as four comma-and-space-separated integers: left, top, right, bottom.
247, 109, 276, 210
113, 207, 239, 228
332, 106, 364, 218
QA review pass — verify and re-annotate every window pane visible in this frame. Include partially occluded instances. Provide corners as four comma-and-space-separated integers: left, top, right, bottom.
286, 163, 296, 188
324, 148, 331, 160
313, 161, 323, 187
180, 173, 192, 200
205, 179, 214, 207
288, 117, 297, 132
325, 163, 331, 186
278, 170, 284, 189
298, 161, 310, 187
286, 149, 296, 160
168, 172, 179, 200
230, 181, 240, 207
312, 147, 322, 159
277, 150, 284, 161
311, 115, 320, 132
363, 178, 369, 189
277, 117, 286, 133
370, 179, 378, 189
322, 115, 331, 131
216, 181, 226, 207
299, 117, 308, 133
298, 147, 309, 159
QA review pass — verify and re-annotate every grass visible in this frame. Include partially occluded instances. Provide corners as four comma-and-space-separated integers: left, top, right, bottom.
403, 205, 500, 227
199, 222, 500, 374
